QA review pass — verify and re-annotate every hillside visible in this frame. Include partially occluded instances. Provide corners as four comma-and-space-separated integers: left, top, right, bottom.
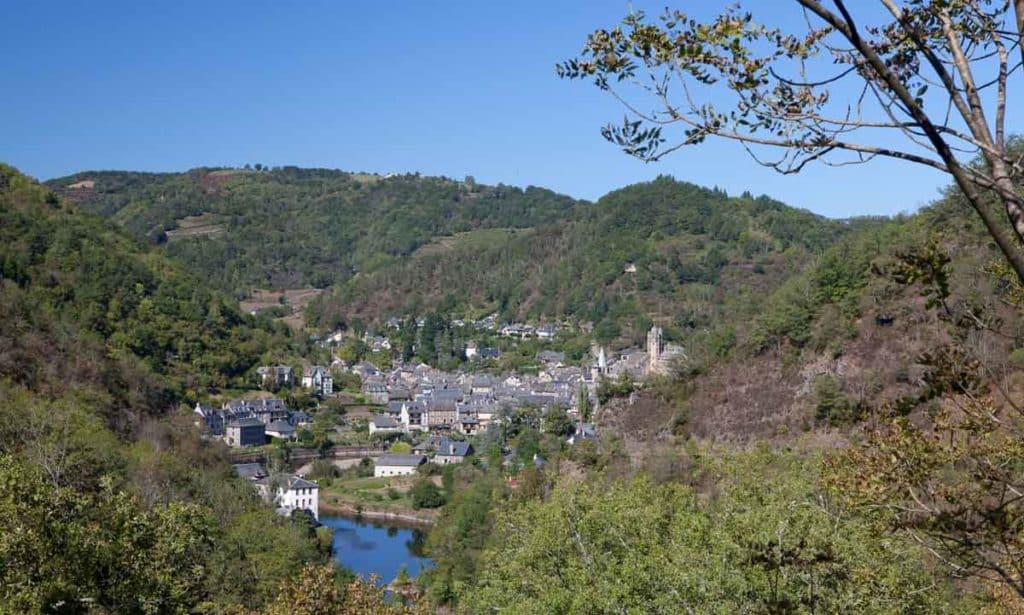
602, 184, 1023, 450
0, 164, 341, 611
49, 167, 581, 293
49, 168, 862, 348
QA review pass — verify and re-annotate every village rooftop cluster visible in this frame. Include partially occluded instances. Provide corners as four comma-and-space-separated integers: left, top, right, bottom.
194, 319, 682, 522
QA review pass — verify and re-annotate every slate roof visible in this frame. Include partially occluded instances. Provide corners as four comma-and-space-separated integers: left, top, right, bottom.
376, 454, 426, 467
286, 475, 318, 490
267, 420, 295, 434
232, 463, 267, 480
228, 417, 265, 428
255, 474, 319, 491
304, 365, 330, 377
371, 415, 399, 429
437, 438, 472, 457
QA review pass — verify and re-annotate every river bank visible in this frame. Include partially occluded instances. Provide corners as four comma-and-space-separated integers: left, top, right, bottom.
320, 500, 437, 527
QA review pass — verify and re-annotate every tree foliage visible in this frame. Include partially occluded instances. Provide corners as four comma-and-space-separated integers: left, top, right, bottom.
463, 451, 957, 613
560, 1, 1024, 280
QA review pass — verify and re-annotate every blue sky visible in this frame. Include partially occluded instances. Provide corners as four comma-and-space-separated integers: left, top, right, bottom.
0, 1, 972, 216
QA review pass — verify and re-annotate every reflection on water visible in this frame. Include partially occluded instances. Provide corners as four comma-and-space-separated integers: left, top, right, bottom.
320, 515, 433, 584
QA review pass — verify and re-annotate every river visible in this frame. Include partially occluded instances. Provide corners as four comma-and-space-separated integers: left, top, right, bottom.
320, 515, 433, 583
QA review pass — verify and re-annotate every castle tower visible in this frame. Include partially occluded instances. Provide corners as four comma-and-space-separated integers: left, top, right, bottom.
646, 326, 664, 375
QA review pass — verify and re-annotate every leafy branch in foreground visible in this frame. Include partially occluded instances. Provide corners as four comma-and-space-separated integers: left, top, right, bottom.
559, 1, 1024, 280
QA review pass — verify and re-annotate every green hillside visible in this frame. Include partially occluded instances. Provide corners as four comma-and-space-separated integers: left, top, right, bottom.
313, 176, 871, 347
50, 168, 867, 349
49, 167, 580, 292
0, 165, 331, 611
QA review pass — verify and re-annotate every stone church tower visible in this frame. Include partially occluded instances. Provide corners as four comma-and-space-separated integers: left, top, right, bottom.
646, 326, 665, 375
647, 325, 683, 376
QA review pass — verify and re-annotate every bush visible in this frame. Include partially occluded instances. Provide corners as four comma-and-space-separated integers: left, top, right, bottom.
308, 459, 339, 480
356, 457, 375, 478
409, 479, 446, 509
389, 441, 412, 454
813, 375, 859, 425
418, 462, 442, 476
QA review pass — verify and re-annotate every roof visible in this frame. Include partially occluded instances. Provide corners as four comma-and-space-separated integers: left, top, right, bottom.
258, 365, 293, 374
232, 463, 267, 480
255, 474, 319, 491
225, 398, 287, 412
538, 350, 566, 363
267, 420, 295, 433
388, 387, 411, 400
371, 415, 399, 428
228, 417, 265, 428
437, 438, 472, 457
377, 454, 426, 467
286, 475, 318, 490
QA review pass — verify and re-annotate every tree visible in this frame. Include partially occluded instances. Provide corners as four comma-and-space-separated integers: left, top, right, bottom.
541, 406, 574, 437
409, 478, 446, 509
389, 441, 413, 454
0, 455, 214, 613
264, 564, 423, 615
559, 2, 1024, 280
462, 458, 952, 613
577, 384, 593, 424
826, 253, 1024, 598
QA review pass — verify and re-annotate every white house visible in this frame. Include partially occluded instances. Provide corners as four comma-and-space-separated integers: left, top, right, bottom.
256, 474, 320, 520
374, 454, 426, 477
369, 415, 401, 435
302, 366, 333, 396
400, 402, 427, 432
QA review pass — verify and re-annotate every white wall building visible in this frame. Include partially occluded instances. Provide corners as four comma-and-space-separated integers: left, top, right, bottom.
257, 474, 320, 520
374, 454, 426, 477
369, 415, 401, 435
302, 366, 333, 397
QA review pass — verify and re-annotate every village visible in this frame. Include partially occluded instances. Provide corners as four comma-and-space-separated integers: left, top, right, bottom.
193, 317, 683, 523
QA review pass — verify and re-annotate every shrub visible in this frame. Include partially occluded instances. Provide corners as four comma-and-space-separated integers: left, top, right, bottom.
813, 375, 859, 425
409, 479, 446, 509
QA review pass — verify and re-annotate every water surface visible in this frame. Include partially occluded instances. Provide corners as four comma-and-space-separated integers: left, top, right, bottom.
321, 515, 433, 583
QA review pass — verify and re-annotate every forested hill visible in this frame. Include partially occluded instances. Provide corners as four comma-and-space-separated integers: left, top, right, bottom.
313, 176, 865, 344
0, 164, 338, 612
48, 167, 581, 292
48, 167, 862, 346
2, 164, 302, 420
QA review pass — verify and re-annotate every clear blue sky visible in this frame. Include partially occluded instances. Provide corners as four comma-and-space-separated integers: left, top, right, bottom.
1, 1, 962, 216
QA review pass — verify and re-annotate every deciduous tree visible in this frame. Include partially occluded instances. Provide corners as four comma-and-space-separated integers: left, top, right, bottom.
560, 1, 1024, 279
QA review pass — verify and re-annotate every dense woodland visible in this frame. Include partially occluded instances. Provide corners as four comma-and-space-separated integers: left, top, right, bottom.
50, 168, 876, 349
0, 165, 389, 612
51, 167, 577, 292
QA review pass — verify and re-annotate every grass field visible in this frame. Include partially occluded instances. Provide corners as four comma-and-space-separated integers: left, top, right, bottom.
321, 474, 417, 511
412, 227, 526, 259
165, 212, 226, 241
239, 287, 323, 330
